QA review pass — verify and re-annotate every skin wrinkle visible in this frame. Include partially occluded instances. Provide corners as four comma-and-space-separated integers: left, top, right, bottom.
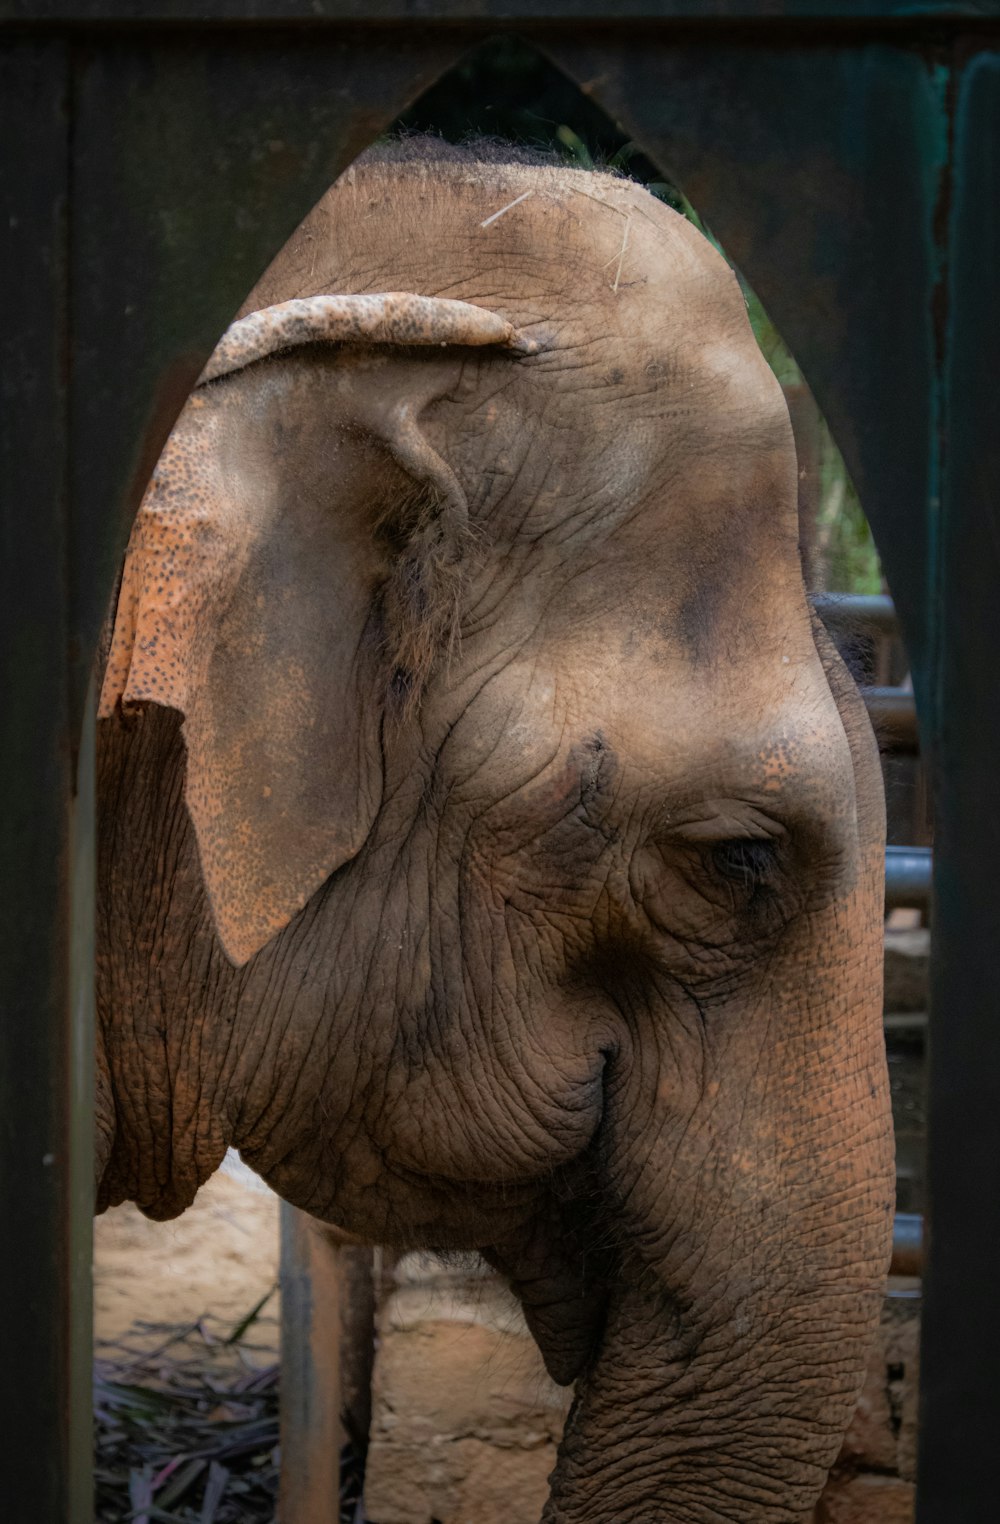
96, 150, 892, 1522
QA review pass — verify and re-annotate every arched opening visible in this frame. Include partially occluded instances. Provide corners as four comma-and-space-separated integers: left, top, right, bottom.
411, 24, 928, 1263
385, 42, 926, 1523
92, 36, 924, 1524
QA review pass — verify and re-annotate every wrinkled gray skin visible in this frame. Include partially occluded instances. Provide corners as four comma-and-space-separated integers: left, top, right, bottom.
96, 152, 894, 1522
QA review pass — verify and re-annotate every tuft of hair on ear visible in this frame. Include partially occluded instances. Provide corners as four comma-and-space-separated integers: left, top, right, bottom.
374, 482, 480, 721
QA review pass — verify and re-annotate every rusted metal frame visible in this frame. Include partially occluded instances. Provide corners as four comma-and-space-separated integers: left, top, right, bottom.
885, 1010, 928, 1034
280, 1206, 346, 1523
280, 1208, 377, 1520
0, 36, 94, 1522
916, 45, 1000, 1523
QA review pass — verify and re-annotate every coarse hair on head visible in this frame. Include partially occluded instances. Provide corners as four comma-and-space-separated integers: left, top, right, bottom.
353, 129, 633, 195
356, 130, 566, 172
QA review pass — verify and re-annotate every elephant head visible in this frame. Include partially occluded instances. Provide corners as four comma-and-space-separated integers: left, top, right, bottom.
95, 145, 894, 1522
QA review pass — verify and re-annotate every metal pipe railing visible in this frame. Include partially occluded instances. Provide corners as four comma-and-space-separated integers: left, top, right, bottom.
865, 686, 920, 753
886, 844, 932, 910
814, 594, 920, 753
891, 1212, 924, 1277
813, 591, 898, 636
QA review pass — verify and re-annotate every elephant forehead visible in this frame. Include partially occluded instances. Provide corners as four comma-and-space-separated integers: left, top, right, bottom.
457, 369, 801, 675
423, 208, 796, 556
243, 155, 788, 532
246, 157, 748, 363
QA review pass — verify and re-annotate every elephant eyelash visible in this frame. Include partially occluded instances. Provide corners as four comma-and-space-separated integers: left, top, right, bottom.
708, 838, 779, 893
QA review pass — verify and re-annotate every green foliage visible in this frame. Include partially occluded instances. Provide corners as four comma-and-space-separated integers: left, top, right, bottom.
743, 286, 803, 390
815, 423, 884, 594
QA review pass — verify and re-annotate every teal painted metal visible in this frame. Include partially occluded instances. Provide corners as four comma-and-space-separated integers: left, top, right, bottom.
918, 47, 1000, 1517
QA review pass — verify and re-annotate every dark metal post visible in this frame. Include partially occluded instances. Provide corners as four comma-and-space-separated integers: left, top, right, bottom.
917, 50, 1000, 1523
0, 36, 94, 1520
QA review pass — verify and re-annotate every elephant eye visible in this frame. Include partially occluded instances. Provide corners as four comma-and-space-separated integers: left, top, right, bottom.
709, 837, 778, 892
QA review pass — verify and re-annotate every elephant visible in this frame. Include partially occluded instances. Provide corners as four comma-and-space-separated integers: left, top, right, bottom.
94, 140, 894, 1523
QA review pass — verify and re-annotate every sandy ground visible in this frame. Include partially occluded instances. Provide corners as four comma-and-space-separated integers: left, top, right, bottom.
94, 1156, 281, 1358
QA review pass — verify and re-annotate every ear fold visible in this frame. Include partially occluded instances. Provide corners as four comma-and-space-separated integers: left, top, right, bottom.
198, 291, 538, 385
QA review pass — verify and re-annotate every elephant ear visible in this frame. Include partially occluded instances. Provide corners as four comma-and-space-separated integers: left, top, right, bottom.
99, 292, 537, 965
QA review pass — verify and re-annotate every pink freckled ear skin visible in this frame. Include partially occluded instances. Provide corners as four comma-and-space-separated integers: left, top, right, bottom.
99, 390, 382, 967
99, 412, 225, 724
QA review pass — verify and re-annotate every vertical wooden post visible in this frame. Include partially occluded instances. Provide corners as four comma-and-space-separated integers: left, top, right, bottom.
279, 1204, 345, 1524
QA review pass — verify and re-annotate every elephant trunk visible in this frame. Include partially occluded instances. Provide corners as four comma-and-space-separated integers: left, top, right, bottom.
543, 1242, 886, 1522
544, 875, 894, 1520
